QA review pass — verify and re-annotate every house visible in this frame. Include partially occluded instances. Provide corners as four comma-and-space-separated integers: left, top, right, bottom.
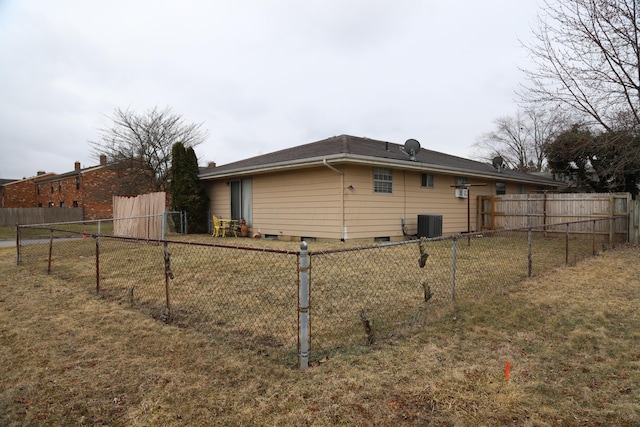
2, 155, 154, 220
199, 135, 564, 242
2, 172, 56, 209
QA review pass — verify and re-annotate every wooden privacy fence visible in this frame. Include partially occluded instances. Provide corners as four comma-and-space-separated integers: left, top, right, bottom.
479, 192, 631, 242
112, 192, 166, 239
0, 207, 83, 226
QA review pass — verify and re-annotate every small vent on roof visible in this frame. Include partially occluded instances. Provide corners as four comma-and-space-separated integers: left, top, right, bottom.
399, 139, 421, 161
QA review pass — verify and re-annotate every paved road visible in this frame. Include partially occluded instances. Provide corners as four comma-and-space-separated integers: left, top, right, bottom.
0, 239, 15, 248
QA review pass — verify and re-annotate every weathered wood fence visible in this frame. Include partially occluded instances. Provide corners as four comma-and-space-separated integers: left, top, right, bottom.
478, 193, 632, 242
112, 192, 166, 240
0, 207, 84, 226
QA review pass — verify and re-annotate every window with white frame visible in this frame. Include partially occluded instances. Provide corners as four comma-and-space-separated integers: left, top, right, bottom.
455, 177, 468, 186
374, 167, 393, 194
421, 173, 434, 188
496, 182, 506, 195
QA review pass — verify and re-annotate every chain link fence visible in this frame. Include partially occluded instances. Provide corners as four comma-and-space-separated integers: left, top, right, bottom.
16, 216, 626, 368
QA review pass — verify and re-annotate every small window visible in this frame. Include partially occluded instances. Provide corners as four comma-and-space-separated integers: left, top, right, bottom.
58, 181, 62, 192
455, 177, 468, 186
518, 184, 526, 194
73, 201, 79, 208
51, 183, 54, 194
374, 167, 393, 194
421, 173, 434, 188
59, 201, 65, 207
38, 202, 42, 207
37, 184, 40, 195
48, 202, 53, 207
496, 182, 506, 195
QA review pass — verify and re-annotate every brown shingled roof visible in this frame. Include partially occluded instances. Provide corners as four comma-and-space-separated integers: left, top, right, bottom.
199, 134, 562, 187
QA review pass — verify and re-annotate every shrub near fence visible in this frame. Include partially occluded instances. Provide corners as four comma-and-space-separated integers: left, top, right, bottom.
16, 216, 625, 369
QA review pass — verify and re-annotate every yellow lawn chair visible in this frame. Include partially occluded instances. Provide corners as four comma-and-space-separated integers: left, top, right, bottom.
212, 215, 222, 237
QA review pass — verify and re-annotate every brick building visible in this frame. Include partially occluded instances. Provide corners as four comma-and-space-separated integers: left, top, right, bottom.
1, 155, 154, 220
2, 172, 56, 208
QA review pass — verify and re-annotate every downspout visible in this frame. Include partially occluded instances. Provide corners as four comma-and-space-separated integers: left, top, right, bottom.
323, 159, 346, 240
323, 158, 342, 175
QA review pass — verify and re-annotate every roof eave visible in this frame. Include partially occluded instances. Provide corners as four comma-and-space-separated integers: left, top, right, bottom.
199, 153, 564, 187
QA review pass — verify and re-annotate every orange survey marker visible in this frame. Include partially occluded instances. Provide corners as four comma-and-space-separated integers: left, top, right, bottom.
505, 361, 511, 381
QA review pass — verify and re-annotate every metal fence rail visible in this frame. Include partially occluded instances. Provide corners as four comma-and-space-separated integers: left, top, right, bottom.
16, 216, 625, 369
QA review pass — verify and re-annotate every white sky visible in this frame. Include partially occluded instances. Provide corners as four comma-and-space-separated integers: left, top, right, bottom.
0, 0, 543, 179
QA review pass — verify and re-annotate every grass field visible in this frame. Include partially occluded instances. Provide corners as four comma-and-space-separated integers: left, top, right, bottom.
2, 239, 640, 425
14, 229, 604, 358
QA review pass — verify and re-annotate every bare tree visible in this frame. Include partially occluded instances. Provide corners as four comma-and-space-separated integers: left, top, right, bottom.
522, 0, 640, 132
473, 107, 568, 171
90, 106, 208, 192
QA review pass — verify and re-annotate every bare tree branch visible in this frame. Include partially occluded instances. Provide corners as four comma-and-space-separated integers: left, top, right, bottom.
521, 0, 640, 131
473, 107, 569, 171
89, 106, 208, 193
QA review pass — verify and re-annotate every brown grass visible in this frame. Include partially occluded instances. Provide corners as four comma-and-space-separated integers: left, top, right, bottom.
2, 240, 640, 425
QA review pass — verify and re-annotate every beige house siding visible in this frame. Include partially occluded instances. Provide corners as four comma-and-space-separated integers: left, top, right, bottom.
207, 167, 344, 240
253, 169, 343, 239
209, 181, 231, 219
341, 167, 498, 239
205, 165, 548, 241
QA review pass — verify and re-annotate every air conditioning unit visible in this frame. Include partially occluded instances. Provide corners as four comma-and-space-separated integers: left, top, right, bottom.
455, 188, 468, 199
417, 214, 443, 238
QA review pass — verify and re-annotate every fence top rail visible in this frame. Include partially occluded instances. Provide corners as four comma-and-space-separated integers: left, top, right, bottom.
99, 234, 300, 255
474, 216, 621, 235
308, 235, 449, 256
16, 213, 171, 229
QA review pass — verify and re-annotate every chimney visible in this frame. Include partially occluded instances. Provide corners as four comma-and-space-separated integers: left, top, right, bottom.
74, 161, 81, 171
37, 171, 46, 176
99, 154, 107, 165
208, 161, 216, 168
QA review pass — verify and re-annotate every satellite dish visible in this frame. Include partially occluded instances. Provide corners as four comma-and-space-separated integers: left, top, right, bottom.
401, 139, 421, 161
492, 156, 504, 171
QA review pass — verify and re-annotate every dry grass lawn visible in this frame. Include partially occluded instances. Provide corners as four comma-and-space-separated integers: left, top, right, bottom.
1, 243, 640, 425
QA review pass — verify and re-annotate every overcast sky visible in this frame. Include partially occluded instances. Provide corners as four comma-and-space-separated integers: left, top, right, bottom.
0, 0, 544, 179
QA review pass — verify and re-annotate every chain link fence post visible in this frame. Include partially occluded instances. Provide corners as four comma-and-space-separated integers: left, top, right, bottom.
592, 219, 597, 256
15, 223, 20, 265
565, 222, 570, 265
298, 241, 310, 371
451, 235, 457, 302
95, 236, 100, 294
47, 229, 54, 274
527, 228, 532, 277
163, 241, 172, 323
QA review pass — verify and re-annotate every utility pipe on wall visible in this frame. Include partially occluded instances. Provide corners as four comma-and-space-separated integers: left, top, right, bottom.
322, 159, 346, 240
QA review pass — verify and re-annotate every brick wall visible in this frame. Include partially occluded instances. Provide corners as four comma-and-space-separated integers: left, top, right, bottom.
35, 166, 133, 220
3, 161, 158, 221
2, 173, 55, 208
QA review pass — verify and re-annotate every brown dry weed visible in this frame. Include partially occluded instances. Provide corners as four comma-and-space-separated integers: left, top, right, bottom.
1, 243, 640, 425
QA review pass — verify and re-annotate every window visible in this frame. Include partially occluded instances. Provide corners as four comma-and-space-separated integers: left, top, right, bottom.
73, 201, 79, 208
518, 184, 526, 194
58, 181, 62, 192
76, 176, 80, 190
455, 177, 468, 186
374, 167, 393, 194
48, 202, 53, 207
59, 201, 65, 207
496, 182, 506, 195
421, 173, 434, 188
38, 202, 42, 207
51, 183, 54, 194
230, 178, 252, 223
